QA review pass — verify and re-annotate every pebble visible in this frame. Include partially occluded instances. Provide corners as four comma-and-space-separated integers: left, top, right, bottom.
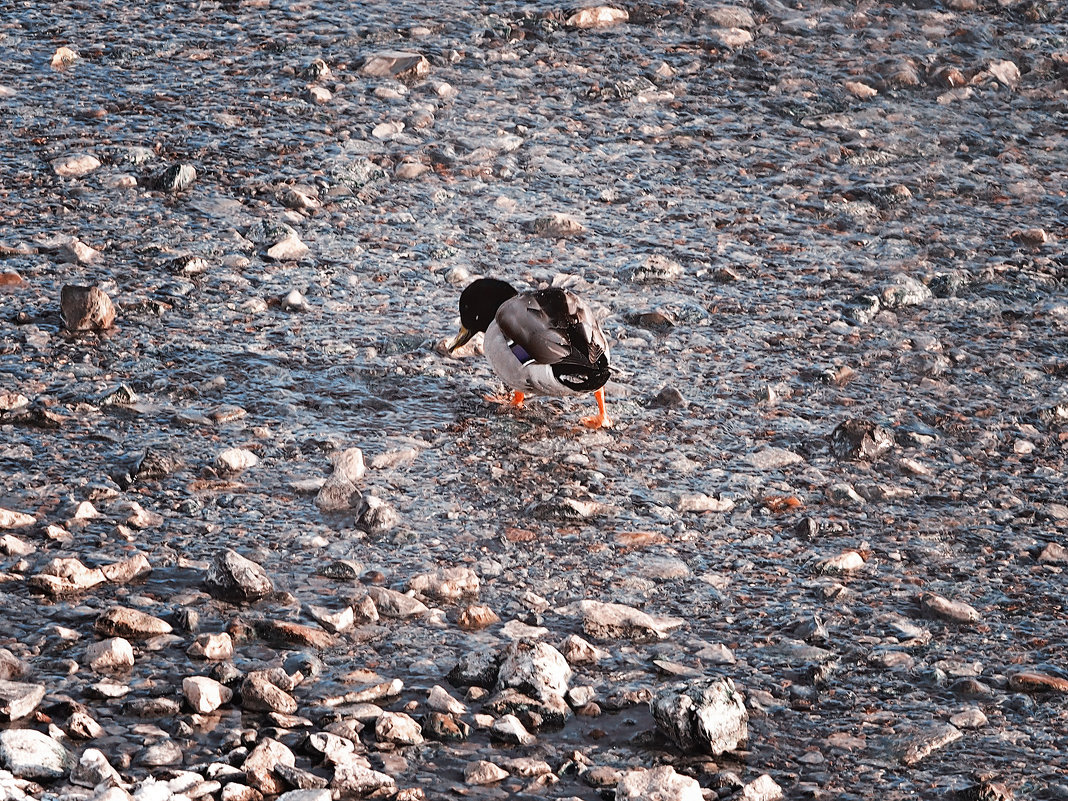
426, 685, 467, 715
739, 774, 785, 801
71, 748, 123, 788
330, 755, 396, 797
745, 447, 803, 470
949, 707, 988, 729
365, 586, 427, 618
266, 236, 310, 262
408, 567, 479, 601
241, 674, 298, 714
458, 604, 500, 630
1007, 672, 1068, 694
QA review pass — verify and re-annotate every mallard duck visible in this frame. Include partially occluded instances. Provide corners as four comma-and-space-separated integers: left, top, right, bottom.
448, 277, 613, 428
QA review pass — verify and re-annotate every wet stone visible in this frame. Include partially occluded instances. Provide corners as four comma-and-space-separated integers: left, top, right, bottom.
374, 711, 424, 746
650, 678, 749, 755
241, 674, 298, 714
918, 592, 980, 624
151, 163, 197, 192
830, 419, 895, 461
616, 765, 702, 801
205, 549, 274, 603
496, 640, 571, 703
464, 760, 508, 785
361, 51, 430, 80
60, 285, 116, 331
329, 754, 396, 796
899, 723, 962, 766
52, 153, 101, 178
568, 600, 684, 641
184, 676, 234, 713
0, 680, 45, 721
490, 714, 536, 746
243, 738, 296, 795
85, 637, 135, 672
71, 748, 123, 788
364, 586, 427, 618
95, 606, 173, 639
188, 632, 235, 660
355, 494, 399, 534
137, 739, 183, 766
0, 729, 74, 779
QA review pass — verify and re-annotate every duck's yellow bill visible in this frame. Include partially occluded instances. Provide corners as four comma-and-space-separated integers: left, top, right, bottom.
447, 325, 474, 353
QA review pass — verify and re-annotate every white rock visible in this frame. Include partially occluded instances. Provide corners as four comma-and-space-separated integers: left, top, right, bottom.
187, 632, 234, 660
85, 638, 135, 671
0, 729, 74, 779
616, 765, 702, 801
567, 600, 684, 641
819, 550, 865, 572
740, 773, 784, 801
464, 760, 508, 785
427, 685, 467, 715
490, 714, 535, 745
0, 680, 45, 721
52, 154, 101, 178
0, 508, 35, 528
266, 236, 309, 261
183, 676, 233, 713
71, 747, 123, 788
374, 711, 423, 745
497, 640, 571, 702
408, 567, 480, 601
216, 448, 259, 473
566, 6, 628, 27
650, 677, 749, 755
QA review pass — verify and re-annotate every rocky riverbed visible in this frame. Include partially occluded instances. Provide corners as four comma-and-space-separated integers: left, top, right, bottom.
1, 1, 1067, 800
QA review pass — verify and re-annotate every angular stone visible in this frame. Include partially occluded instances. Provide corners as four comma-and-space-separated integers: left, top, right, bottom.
243, 738, 295, 795
365, 586, 427, 618
650, 678, 749, 755
0, 508, 35, 528
241, 674, 298, 714
221, 784, 263, 801
0, 680, 45, 721
184, 676, 234, 713
355, 495, 399, 535
361, 51, 429, 80
52, 154, 102, 177
67, 710, 105, 739
187, 632, 235, 660
137, 739, 183, 766
266, 237, 309, 262
497, 640, 571, 703
830, 419, 894, 462
744, 447, 803, 470
918, 592, 980, 624
85, 638, 135, 671
458, 604, 499, 630
330, 753, 397, 796
95, 606, 173, 639
374, 711, 424, 746
616, 765, 702, 801
569, 600, 684, 641
408, 567, 479, 602
205, 549, 274, 602
0, 729, 74, 779
101, 553, 153, 583
490, 714, 535, 745
560, 634, 610, 664
530, 212, 586, 238
216, 448, 259, 473
899, 723, 962, 765
71, 747, 123, 788
464, 760, 507, 785
566, 6, 628, 27
448, 648, 500, 688
61, 285, 116, 330
427, 685, 466, 715
30, 557, 107, 595
251, 619, 335, 649
1007, 672, 1068, 694
739, 774, 784, 801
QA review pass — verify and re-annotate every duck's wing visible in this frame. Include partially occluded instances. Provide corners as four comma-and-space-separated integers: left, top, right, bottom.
495, 289, 608, 366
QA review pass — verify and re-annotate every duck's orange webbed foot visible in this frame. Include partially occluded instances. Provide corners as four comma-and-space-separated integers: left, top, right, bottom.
580, 387, 612, 429
484, 391, 525, 408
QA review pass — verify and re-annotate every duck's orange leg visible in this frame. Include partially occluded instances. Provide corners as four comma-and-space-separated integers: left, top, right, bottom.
484, 390, 525, 408
581, 387, 612, 429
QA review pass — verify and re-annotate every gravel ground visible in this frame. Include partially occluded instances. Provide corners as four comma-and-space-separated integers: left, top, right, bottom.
1, 1, 1067, 800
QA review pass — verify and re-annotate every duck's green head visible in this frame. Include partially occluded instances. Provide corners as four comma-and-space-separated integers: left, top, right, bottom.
448, 277, 518, 352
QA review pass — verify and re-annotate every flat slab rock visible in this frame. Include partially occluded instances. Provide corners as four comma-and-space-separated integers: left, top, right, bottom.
0, 680, 45, 721
565, 599, 684, 641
